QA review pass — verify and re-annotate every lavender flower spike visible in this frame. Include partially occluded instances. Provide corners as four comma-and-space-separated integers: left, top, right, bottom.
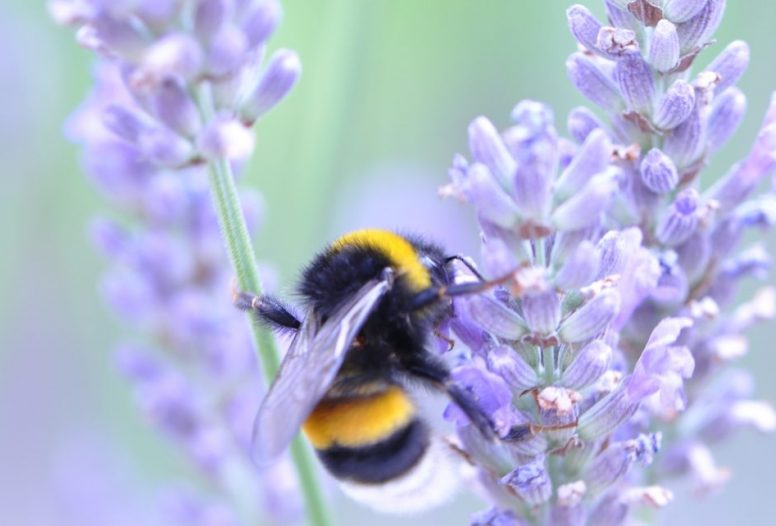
52, 1, 325, 524
441, 1, 775, 523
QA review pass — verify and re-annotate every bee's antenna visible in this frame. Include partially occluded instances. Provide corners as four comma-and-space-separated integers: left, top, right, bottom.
409, 268, 517, 311
443, 255, 486, 282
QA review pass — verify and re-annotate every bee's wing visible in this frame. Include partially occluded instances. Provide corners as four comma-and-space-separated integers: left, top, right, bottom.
250, 276, 392, 465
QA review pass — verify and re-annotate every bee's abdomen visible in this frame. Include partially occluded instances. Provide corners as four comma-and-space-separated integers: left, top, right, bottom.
317, 419, 429, 484
302, 386, 429, 483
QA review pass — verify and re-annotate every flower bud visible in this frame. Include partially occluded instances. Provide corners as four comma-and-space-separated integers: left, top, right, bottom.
578, 382, 636, 440
585, 434, 661, 495
614, 51, 655, 114
102, 105, 148, 143
677, 231, 712, 282
566, 53, 622, 111
648, 19, 680, 72
132, 33, 203, 90
508, 101, 557, 219
604, 0, 642, 34
567, 106, 604, 143
465, 294, 527, 340
500, 456, 552, 506
487, 345, 538, 391
566, 5, 602, 54
556, 128, 612, 199
89, 13, 148, 60
676, 0, 726, 53
555, 241, 601, 290
552, 168, 620, 231
468, 117, 516, 188
640, 148, 679, 194
240, 49, 301, 123
657, 189, 700, 246
597, 228, 642, 278
242, 0, 283, 49
550, 481, 587, 526
205, 24, 249, 77
560, 289, 621, 343
705, 40, 750, 94
90, 217, 129, 259
150, 77, 201, 138
562, 340, 612, 390
462, 164, 521, 228
479, 235, 524, 279
663, 105, 703, 168
653, 79, 695, 130
140, 126, 196, 167
522, 290, 561, 334
663, 0, 708, 23
707, 87, 746, 154
194, 0, 228, 42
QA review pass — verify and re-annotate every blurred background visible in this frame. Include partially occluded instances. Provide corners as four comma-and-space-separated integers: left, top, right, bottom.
1, 1, 774, 524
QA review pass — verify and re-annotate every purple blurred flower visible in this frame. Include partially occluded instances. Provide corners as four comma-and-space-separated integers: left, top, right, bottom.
52, 0, 302, 523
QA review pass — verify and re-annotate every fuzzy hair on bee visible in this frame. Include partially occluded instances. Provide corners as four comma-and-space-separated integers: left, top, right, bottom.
234, 229, 518, 512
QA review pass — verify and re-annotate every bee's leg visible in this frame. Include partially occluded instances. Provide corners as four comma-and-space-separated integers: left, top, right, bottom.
434, 329, 455, 352
233, 290, 301, 331
398, 354, 496, 440
445, 382, 497, 441
503, 421, 579, 444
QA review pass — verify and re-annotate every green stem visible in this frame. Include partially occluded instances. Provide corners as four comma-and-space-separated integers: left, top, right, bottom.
198, 83, 331, 526
542, 346, 556, 384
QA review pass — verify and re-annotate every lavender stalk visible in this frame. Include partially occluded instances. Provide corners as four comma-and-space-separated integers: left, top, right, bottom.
196, 82, 331, 526
50, 1, 330, 524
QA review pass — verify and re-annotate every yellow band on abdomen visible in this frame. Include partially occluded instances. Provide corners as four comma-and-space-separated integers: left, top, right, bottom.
331, 229, 431, 291
303, 387, 415, 449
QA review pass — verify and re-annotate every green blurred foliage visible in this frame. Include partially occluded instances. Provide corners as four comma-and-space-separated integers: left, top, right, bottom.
1, 1, 774, 525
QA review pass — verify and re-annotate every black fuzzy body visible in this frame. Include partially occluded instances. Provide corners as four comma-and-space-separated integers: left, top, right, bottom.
317, 418, 430, 484
296, 233, 454, 484
297, 234, 451, 387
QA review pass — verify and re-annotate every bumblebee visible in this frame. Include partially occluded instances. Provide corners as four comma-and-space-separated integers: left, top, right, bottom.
235, 229, 507, 512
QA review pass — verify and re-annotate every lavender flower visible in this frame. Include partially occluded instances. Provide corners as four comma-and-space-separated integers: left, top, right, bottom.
52, 0, 303, 523
442, 1, 775, 524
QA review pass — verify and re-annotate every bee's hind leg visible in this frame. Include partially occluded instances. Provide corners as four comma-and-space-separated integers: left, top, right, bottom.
399, 354, 497, 441
232, 286, 302, 332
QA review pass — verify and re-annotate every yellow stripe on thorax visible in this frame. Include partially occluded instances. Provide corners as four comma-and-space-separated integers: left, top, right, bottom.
302, 387, 415, 449
331, 229, 431, 291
